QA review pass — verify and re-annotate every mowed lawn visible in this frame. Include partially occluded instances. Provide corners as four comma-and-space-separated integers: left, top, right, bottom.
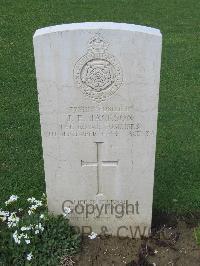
0, 0, 200, 213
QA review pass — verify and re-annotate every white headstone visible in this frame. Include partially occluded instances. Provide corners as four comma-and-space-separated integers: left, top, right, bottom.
33, 22, 162, 238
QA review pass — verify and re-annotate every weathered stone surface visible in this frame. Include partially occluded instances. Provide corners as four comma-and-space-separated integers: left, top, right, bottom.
33, 22, 162, 237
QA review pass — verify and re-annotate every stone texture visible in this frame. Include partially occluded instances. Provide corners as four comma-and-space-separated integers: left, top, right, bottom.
33, 22, 162, 237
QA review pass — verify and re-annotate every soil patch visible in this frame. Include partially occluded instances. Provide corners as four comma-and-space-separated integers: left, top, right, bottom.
72, 216, 200, 265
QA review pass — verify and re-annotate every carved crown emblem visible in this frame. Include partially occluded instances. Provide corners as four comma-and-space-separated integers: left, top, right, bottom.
88, 34, 108, 53
74, 34, 122, 103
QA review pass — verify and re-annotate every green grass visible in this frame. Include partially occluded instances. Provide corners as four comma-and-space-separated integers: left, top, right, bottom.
195, 227, 200, 245
0, 0, 200, 213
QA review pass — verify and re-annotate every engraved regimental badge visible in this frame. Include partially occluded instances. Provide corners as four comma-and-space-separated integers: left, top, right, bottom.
73, 34, 123, 102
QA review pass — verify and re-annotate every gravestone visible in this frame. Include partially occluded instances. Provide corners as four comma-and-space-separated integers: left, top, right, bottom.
33, 22, 162, 238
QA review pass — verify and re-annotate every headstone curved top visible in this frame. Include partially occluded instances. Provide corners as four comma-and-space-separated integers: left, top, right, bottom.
34, 22, 162, 238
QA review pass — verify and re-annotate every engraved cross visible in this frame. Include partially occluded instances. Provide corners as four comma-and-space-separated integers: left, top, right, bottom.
81, 142, 118, 195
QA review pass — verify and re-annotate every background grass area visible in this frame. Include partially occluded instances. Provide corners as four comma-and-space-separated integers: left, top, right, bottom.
0, 0, 200, 213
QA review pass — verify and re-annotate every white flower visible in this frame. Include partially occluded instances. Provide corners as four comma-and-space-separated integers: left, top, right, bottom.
27, 197, 36, 203
21, 226, 31, 231
28, 200, 43, 214
7, 212, 19, 228
35, 223, 44, 232
5, 195, 18, 205
64, 207, 71, 214
13, 232, 31, 245
38, 223, 44, 231
35, 230, 39, 235
25, 239, 31, 244
27, 252, 33, 261
35, 200, 43, 207
88, 232, 98, 240
8, 222, 17, 228
28, 210, 33, 215
13, 230, 18, 240
30, 205, 37, 211
63, 207, 71, 218
0, 210, 9, 222
13, 231, 21, 244
24, 234, 28, 239
40, 214, 45, 219
0, 215, 7, 222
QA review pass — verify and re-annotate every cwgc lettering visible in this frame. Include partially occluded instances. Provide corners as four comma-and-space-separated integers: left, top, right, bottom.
33, 22, 162, 237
